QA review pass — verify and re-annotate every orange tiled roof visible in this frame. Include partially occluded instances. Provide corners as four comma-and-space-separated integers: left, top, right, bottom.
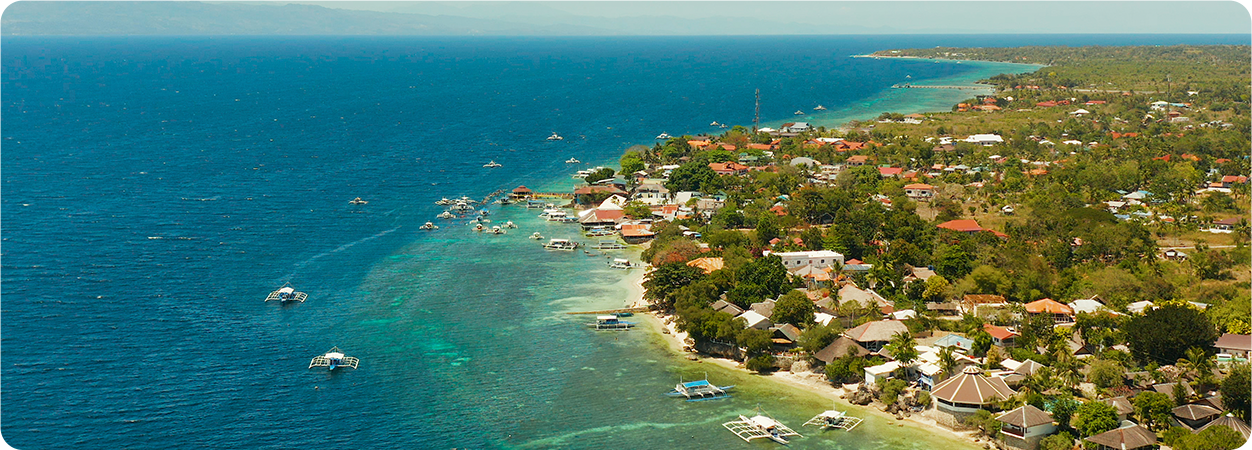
1024, 298, 1074, 315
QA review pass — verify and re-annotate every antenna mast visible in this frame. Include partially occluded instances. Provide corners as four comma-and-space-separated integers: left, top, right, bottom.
753, 89, 760, 132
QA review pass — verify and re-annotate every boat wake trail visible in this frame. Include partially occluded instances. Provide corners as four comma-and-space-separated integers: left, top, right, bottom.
287, 226, 400, 278
515, 416, 725, 448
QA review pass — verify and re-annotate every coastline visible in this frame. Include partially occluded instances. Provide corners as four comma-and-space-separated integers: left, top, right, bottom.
624, 267, 988, 449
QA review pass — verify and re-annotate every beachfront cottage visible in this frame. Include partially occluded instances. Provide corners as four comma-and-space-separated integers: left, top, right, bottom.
837, 284, 893, 314
736, 310, 772, 330
842, 320, 908, 353
814, 336, 870, 364
619, 223, 655, 244
1172, 404, 1222, 430
1215, 333, 1252, 360
863, 361, 902, 386
1083, 424, 1157, 450
1197, 414, 1252, 441
930, 367, 1016, 427
772, 250, 845, 271
995, 405, 1056, 450
710, 299, 745, 316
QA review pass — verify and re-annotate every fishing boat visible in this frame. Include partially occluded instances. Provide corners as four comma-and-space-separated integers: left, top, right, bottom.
419, 221, 439, 230
723, 408, 802, 444
667, 375, 735, 401
437, 211, 456, 219
542, 238, 579, 250
483, 161, 502, 168
450, 202, 475, 213
591, 241, 626, 250
539, 209, 567, 220
503, 221, 518, 229
656, 133, 671, 139
565, 157, 581, 164
308, 346, 359, 371
608, 258, 635, 269
349, 197, 368, 205
585, 228, 614, 237
710, 121, 720, 126
435, 198, 453, 206
802, 408, 863, 431
529, 232, 545, 240
525, 200, 548, 209
551, 216, 578, 223
264, 282, 308, 303
586, 314, 635, 330
547, 132, 563, 141
814, 105, 827, 110
720, 124, 728, 129
472, 222, 486, 232
794, 110, 805, 115
487, 225, 505, 235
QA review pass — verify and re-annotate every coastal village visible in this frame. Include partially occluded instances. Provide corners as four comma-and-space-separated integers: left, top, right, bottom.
506, 45, 1251, 450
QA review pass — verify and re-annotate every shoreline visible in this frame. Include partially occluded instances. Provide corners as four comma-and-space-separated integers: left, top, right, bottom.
623, 268, 988, 449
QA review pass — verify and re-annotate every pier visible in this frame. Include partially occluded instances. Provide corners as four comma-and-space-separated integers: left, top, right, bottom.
892, 83, 988, 91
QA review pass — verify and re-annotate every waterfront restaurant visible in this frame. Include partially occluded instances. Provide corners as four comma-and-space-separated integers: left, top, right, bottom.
930, 367, 1016, 424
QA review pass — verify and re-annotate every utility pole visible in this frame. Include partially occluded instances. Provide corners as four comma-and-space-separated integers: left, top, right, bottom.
753, 89, 760, 133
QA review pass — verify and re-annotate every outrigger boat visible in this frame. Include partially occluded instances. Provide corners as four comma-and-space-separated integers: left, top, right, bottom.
483, 161, 502, 168
565, 157, 581, 164
435, 198, 453, 206
503, 221, 518, 229
584, 228, 614, 237
487, 225, 505, 235
591, 241, 626, 250
542, 238, 579, 250
802, 407, 863, 431
437, 211, 456, 219
656, 133, 671, 139
547, 132, 563, 141
450, 202, 475, 213
667, 375, 734, 401
473, 223, 486, 232
608, 258, 635, 269
265, 282, 308, 303
309, 346, 359, 371
814, 105, 827, 110
419, 221, 439, 230
349, 197, 368, 205
586, 314, 634, 330
529, 232, 545, 240
723, 407, 802, 444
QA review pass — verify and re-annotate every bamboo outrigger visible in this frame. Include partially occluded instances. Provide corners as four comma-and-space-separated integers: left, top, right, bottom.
309, 346, 359, 370
802, 406, 863, 431
723, 406, 802, 444
666, 374, 734, 401
265, 283, 307, 303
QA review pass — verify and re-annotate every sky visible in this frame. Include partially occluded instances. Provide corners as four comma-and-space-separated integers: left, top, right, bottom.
293, 1, 1252, 34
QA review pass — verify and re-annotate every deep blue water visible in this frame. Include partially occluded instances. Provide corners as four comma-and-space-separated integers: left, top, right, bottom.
2, 34, 1244, 449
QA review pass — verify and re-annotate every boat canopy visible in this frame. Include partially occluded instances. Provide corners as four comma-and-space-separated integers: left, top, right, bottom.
326, 352, 345, 359
596, 315, 618, 321
278, 287, 295, 294
683, 380, 711, 388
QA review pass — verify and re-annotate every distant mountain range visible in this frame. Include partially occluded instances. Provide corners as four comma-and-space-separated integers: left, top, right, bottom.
0, 1, 895, 36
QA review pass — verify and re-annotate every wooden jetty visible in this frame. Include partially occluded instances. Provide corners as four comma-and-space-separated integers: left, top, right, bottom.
892, 83, 986, 91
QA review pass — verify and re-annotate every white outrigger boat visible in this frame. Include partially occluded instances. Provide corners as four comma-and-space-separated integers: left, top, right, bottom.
473, 223, 486, 232
565, 157, 580, 164
309, 346, 359, 371
547, 132, 563, 141
584, 227, 614, 237
656, 132, 671, 139
450, 201, 475, 213
802, 407, 863, 431
435, 198, 453, 206
794, 110, 805, 115
349, 197, 368, 205
487, 225, 505, 235
503, 221, 518, 229
586, 314, 635, 330
814, 105, 827, 110
608, 258, 635, 269
483, 161, 502, 168
529, 232, 545, 240
667, 375, 734, 401
542, 238, 579, 251
265, 283, 308, 303
437, 211, 456, 219
591, 241, 626, 250
419, 221, 439, 230
724, 408, 802, 444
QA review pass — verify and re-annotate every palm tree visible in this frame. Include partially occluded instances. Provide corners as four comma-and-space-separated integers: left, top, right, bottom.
886, 331, 919, 380
1052, 348, 1086, 392
938, 346, 959, 381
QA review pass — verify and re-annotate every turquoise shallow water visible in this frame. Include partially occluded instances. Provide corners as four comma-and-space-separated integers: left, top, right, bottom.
2, 34, 1240, 449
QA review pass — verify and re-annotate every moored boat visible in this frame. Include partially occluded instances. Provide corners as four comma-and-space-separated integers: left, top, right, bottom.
503, 221, 518, 229
794, 110, 805, 115
586, 314, 635, 330
542, 238, 578, 250
566, 157, 581, 164
309, 346, 359, 371
349, 197, 368, 205
608, 258, 635, 269
419, 221, 439, 230
265, 282, 308, 303
656, 133, 671, 139
802, 408, 863, 431
529, 232, 545, 240
814, 105, 827, 110
547, 132, 563, 141
437, 211, 456, 219
483, 161, 502, 168
667, 375, 734, 401
723, 408, 802, 444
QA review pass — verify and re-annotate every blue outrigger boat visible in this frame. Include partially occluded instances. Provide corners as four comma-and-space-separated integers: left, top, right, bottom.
667, 375, 734, 401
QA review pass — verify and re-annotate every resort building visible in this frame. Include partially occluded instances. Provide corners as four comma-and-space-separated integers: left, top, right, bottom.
1172, 404, 1222, 430
995, 405, 1056, 450
709, 299, 744, 316
838, 284, 893, 313
1083, 424, 1157, 450
904, 183, 934, 200
1197, 414, 1252, 441
814, 336, 870, 364
632, 183, 670, 205
930, 367, 1016, 427
772, 250, 845, 270
984, 324, 1018, 347
1023, 298, 1075, 324
686, 257, 725, 275
736, 310, 772, 330
962, 294, 1008, 316
863, 361, 902, 386
963, 133, 1004, 146
1101, 396, 1135, 422
1216, 333, 1252, 360
842, 320, 908, 353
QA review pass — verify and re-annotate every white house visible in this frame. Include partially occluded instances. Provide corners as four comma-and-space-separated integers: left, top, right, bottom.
772, 250, 845, 270
864, 361, 902, 386
963, 134, 1004, 146
632, 183, 671, 205
736, 310, 772, 330
996, 405, 1057, 450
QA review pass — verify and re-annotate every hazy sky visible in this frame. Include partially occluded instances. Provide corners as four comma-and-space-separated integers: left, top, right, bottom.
298, 1, 1252, 34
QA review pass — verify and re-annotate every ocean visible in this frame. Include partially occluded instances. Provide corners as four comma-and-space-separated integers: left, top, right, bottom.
2, 34, 1244, 449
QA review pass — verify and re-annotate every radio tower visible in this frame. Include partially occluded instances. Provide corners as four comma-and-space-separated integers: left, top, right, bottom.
753, 89, 760, 133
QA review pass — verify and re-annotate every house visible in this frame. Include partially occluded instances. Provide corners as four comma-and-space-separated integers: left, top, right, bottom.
749, 299, 776, 320
878, 167, 903, 177
1102, 396, 1135, 421
932, 143, 957, 153
709, 299, 744, 316
771, 250, 844, 271
964, 134, 1004, 146
933, 333, 975, 353
1083, 424, 1157, 450
814, 336, 870, 364
984, 324, 1018, 347
963, 294, 1008, 316
686, 257, 725, 275
843, 320, 909, 353
1172, 404, 1221, 430
996, 405, 1056, 450
781, 122, 811, 133
927, 302, 963, 316
931, 367, 1016, 424
509, 185, 534, 200
771, 324, 802, 346
736, 310, 772, 330
573, 185, 628, 205
846, 155, 870, 166
1023, 298, 1075, 324
790, 157, 820, 167
708, 162, 749, 176
1197, 414, 1252, 441
578, 207, 625, 229
864, 361, 903, 386
1152, 382, 1195, 398
938, 219, 983, 233
1068, 297, 1112, 315
904, 183, 934, 200
838, 284, 893, 313
1209, 217, 1240, 233
632, 183, 670, 205
619, 223, 655, 244
1215, 333, 1252, 360
1220, 175, 1248, 187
